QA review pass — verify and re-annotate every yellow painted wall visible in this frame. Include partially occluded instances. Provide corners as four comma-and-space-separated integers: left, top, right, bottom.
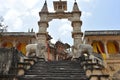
107, 42, 118, 54
17, 43, 27, 55
2, 42, 13, 48
92, 42, 106, 59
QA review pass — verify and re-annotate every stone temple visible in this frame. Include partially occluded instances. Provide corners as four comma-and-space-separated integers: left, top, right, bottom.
0, 0, 120, 80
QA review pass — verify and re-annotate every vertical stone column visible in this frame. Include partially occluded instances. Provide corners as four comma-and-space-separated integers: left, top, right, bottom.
12, 40, 18, 48
36, 11, 49, 59
70, 1, 83, 58
71, 18, 83, 58
36, 21, 48, 59
37, 21, 48, 44
36, 0, 49, 60
104, 41, 109, 58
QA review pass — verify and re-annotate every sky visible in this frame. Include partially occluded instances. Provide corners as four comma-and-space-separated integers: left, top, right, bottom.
0, 0, 120, 45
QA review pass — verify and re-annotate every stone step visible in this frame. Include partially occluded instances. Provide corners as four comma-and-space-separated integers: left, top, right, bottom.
25, 71, 85, 75
30, 67, 83, 70
25, 74, 85, 77
32, 64, 81, 67
19, 75, 88, 80
25, 72, 85, 75
19, 77, 88, 80
26, 70, 85, 74
18, 60, 88, 80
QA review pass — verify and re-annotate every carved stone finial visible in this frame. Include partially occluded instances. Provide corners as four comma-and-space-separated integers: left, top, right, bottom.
41, 0, 48, 13
72, 0, 80, 12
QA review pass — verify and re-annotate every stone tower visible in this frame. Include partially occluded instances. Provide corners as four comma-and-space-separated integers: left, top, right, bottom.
37, 0, 83, 59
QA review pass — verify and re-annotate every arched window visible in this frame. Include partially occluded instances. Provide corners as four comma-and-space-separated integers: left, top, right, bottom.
17, 43, 27, 55
107, 41, 119, 54
92, 41, 105, 54
2, 42, 13, 48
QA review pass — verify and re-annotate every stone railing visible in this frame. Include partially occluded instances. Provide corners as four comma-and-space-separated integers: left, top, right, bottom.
79, 53, 110, 80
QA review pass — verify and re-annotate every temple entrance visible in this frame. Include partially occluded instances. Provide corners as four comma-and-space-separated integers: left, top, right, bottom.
36, 0, 83, 59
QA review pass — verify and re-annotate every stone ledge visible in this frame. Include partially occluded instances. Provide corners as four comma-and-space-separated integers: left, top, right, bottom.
89, 74, 109, 80
0, 74, 16, 78
24, 58, 36, 65
18, 62, 32, 70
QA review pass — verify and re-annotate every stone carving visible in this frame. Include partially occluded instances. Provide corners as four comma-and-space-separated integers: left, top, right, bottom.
26, 43, 47, 60
72, 44, 105, 66
72, 44, 93, 59
36, 43, 46, 60
26, 44, 37, 57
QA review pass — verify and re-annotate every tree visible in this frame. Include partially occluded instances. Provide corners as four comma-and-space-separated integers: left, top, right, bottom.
0, 16, 8, 32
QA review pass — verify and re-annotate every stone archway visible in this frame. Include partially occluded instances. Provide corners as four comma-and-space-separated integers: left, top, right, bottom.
36, 0, 83, 58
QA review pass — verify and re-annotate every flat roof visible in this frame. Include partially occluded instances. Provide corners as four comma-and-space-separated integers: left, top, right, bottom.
84, 30, 120, 36
0, 32, 35, 37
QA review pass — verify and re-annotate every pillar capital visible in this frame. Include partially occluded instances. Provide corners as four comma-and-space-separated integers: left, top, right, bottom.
72, 31, 83, 38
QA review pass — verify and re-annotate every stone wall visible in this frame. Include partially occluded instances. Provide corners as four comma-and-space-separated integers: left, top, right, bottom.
0, 48, 25, 75
0, 48, 13, 74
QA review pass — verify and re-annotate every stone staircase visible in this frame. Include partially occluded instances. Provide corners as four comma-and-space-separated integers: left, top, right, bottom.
0, 48, 110, 80
18, 60, 88, 80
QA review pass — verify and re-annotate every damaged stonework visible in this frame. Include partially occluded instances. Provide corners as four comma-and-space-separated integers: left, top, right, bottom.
0, 48, 25, 75
0, 48, 13, 74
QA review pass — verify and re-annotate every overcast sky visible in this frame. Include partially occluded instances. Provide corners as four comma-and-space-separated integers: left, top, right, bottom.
0, 0, 120, 45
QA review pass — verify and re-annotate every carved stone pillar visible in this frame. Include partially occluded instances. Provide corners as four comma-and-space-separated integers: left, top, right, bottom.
70, 1, 83, 58
71, 15, 83, 58
12, 40, 18, 48
36, 24, 48, 59
37, 20, 48, 59
104, 41, 109, 58
36, 0, 49, 59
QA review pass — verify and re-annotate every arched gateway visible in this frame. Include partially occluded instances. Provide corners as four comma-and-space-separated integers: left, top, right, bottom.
36, 0, 83, 58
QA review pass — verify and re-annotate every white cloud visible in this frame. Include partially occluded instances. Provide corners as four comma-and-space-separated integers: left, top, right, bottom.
21, 0, 39, 9
81, 0, 95, 3
61, 19, 69, 23
4, 9, 21, 20
82, 11, 92, 18
48, 7, 55, 12
12, 18, 23, 30
51, 39, 56, 44
59, 23, 72, 36
0, 0, 42, 32
3, 9, 23, 31
82, 0, 91, 3
3, 0, 16, 9
30, 8, 40, 17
